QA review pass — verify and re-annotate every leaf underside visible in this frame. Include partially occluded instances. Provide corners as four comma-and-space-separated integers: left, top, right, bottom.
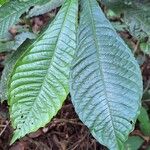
70, 0, 143, 149
9, 0, 78, 143
28, 0, 64, 17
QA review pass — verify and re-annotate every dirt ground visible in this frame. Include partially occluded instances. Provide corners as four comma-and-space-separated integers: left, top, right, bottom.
0, 99, 106, 150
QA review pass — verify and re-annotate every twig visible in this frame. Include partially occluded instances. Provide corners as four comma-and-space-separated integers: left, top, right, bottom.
0, 121, 10, 136
133, 40, 140, 54
143, 79, 150, 94
53, 118, 83, 126
67, 133, 89, 150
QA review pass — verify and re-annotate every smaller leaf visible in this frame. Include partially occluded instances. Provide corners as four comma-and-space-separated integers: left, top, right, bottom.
0, 32, 36, 53
140, 42, 150, 55
28, 0, 64, 17
147, 146, 150, 150
124, 9, 150, 40
111, 22, 128, 32
102, 0, 150, 40
13, 32, 36, 50
142, 89, 150, 101
0, 40, 33, 102
101, 0, 133, 14
107, 9, 119, 18
0, 0, 50, 39
0, 41, 14, 53
138, 106, 150, 136
125, 136, 144, 150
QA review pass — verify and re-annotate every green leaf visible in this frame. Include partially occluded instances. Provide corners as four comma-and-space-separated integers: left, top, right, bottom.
140, 42, 150, 55
70, 0, 143, 149
0, 41, 14, 52
138, 106, 150, 136
0, 32, 36, 53
124, 9, 150, 40
28, 0, 64, 17
0, 0, 50, 39
101, 0, 150, 40
143, 89, 150, 101
0, 0, 9, 5
111, 22, 128, 32
9, 0, 78, 143
101, 0, 133, 14
13, 32, 36, 50
0, 40, 33, 102
147, 146, 150, 150
125, 136, 144, 150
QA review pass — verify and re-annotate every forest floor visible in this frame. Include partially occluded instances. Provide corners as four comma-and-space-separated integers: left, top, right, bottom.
0, 98, 106, 150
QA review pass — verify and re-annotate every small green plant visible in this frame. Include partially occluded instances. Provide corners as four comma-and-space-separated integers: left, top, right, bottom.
0, 0, 146, 149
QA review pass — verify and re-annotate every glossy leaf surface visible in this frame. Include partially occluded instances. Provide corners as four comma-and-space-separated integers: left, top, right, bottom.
70, 0, 143, 149
9, 0, 78, 143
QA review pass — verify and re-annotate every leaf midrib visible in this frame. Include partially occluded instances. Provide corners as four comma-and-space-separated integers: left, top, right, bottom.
86, 0, 119, 148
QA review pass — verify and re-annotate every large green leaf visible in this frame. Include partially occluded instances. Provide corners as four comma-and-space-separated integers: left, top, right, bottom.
8, 0, 78, 143
0, 0, 49, 39
70, 0, 143, 149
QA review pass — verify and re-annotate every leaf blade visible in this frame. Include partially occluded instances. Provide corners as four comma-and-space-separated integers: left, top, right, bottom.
9, 0, 78, 143
70, 0, 143, 149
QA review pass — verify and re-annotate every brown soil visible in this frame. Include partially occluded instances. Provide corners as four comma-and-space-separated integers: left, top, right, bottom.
0, 99, 106, 150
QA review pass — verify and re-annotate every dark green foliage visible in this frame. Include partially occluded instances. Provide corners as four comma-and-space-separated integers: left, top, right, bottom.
138, 106, 150, 136
102, 0, 150, 40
